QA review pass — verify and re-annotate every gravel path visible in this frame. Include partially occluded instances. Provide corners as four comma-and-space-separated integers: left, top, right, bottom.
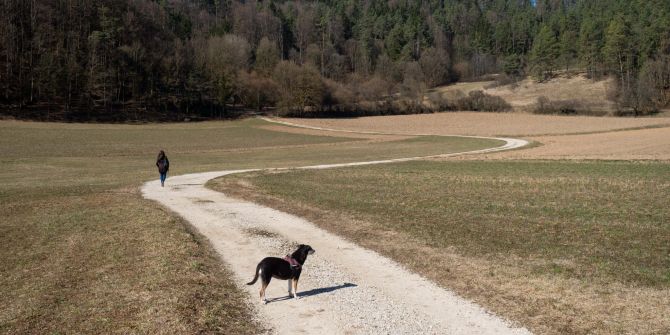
141, 120, 531, 334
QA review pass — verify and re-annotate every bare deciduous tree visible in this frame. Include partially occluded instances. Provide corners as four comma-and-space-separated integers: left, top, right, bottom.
273, 61, 324, 114
255, 37, 280, 76
419, 47, 451, 87
294, 4, 317, 64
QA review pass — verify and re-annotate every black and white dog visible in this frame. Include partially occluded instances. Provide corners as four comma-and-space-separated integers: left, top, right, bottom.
247, 244, 316, 304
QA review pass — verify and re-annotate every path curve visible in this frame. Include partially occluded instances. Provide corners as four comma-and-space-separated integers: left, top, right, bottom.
142, 118, 531, 334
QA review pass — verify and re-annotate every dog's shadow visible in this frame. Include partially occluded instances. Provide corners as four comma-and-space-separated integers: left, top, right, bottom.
266, 282, 357, 304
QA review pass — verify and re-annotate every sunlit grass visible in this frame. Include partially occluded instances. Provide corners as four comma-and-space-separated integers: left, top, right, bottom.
214, 160, 670, 286
0, 118, 500, 332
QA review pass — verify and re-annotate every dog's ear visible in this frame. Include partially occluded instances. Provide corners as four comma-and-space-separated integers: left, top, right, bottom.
298, 244, 305, 249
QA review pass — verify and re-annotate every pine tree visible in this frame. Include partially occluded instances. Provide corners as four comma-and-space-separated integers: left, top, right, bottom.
529, 24, 559, 80
385, 23, 405, 61
578, 18, 603, 79
502, 54, 523, 78
603, 16, 633, 91
559, 12, 579, 72
559, 30, 578, 72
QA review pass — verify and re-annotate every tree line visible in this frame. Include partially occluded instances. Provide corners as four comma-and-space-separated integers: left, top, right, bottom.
1, 0, 668, 121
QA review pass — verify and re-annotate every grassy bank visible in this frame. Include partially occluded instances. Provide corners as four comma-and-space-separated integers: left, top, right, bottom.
0, 118, 500, 333
211, 160, 670, 334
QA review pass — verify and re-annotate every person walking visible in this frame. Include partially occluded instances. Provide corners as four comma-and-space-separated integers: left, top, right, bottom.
156, 150, 170, 187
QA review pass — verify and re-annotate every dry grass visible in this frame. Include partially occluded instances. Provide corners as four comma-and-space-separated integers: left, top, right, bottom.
0, 187, 264, 334
0, 118, 500, 333
429, 80, 494, 99
485, 74, 616, 112
430, 73, 617, 113
210, 160, 670, 334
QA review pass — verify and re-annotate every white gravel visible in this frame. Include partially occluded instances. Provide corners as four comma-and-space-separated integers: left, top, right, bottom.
141, 121, 531, 334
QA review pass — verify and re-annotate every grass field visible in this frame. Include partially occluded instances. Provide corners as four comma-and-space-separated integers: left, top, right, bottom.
211, 160, 670, 334
0, 118, 500, 333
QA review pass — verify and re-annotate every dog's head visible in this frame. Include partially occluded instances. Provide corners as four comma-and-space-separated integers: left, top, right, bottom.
299, 244, 315, 255
293, 244, 315, 260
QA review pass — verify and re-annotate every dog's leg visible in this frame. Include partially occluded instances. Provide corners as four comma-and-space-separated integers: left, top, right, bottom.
260, 281, 269, 304
287, 279, 292, 297
292, 279, 299, 299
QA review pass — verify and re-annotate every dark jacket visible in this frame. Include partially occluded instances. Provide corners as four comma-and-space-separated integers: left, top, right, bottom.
156, 153, 169, 174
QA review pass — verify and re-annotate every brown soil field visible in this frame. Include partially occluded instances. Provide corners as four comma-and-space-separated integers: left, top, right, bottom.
480, 127, 670, 160
281, 112, 670, 136
255, 124, 411, 141
279, 113, 670, 160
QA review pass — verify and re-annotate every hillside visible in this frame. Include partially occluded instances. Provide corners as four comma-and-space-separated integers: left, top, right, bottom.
429, 73, 618, 113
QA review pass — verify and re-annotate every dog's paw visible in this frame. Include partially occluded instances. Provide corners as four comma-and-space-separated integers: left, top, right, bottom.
293, 295, 300, 300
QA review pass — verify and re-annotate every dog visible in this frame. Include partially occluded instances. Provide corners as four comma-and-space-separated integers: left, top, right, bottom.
247, 244, 315, 304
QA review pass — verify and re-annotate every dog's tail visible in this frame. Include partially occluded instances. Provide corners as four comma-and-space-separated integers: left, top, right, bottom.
246, 264, 261, 285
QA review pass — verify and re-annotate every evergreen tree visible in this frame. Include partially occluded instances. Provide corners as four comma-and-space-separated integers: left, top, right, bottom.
558, 12, 579, 72
559, 30, 578, 72
578, 18, 603, 78
502, 54, 524, 78
385, 23, 405, 61
529, 24, 559, 80
603, 16, 633, 90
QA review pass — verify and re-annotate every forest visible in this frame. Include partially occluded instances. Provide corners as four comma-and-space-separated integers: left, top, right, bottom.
1, 0, 669, 121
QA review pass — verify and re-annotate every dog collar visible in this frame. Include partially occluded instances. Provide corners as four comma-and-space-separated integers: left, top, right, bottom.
283, 255, 301, 268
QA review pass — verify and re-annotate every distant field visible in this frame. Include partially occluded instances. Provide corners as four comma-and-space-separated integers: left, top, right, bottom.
479, 126, 670, 160
280, 112, 670, 137
211, 160, 670, 334
0, 118, 499, 333
0, 119, 355, 158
